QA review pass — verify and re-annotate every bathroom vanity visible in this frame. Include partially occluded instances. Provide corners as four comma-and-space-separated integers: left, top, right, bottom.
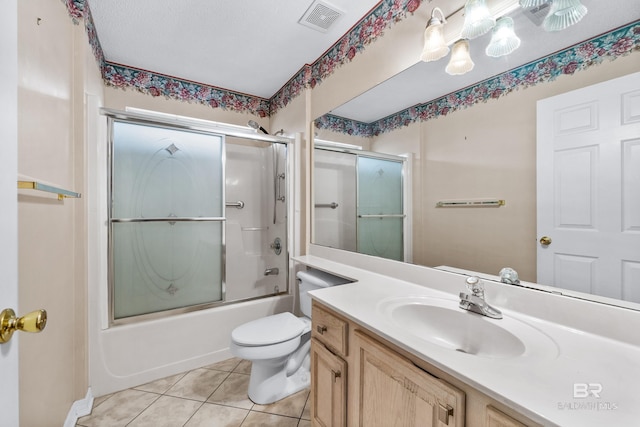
311, 301, 532, 427
296, 252, 640, 427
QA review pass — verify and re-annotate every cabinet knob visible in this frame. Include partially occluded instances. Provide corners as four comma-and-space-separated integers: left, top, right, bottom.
438, 404, 454, 425
331, 370, 341, 383
316, 325, 327, 334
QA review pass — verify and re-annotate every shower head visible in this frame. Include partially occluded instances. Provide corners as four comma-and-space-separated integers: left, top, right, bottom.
248, 120, 269, 135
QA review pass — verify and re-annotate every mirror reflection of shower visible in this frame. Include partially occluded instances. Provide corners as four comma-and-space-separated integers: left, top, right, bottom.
313, 145, 410, 262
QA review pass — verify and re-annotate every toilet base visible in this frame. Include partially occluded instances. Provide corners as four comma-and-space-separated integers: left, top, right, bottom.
247, 348, 311, 404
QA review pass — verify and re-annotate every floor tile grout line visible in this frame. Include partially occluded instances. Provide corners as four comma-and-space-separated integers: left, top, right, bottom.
180, 399, 207, 427
124, 392, 163, 426
162, 369, 234, 404
78, 358, 316, 427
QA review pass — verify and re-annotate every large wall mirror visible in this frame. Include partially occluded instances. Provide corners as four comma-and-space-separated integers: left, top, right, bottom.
311, 0, 640, 310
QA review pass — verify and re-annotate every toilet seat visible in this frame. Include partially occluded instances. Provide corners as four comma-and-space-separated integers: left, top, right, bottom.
231, 312, 308, 347
230, 335, 302, 360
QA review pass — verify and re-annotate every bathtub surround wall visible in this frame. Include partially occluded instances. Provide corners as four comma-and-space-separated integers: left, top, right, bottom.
225, 138, 289, 302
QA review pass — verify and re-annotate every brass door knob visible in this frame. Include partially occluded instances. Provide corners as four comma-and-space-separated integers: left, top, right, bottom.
539, 236, 552, 246
0, 308, 47, 343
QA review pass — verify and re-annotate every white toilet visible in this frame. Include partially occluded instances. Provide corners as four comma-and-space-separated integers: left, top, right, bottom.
230, 268, 349, 404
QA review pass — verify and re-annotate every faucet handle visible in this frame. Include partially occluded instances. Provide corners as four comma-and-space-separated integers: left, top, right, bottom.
465, 276, 484, 298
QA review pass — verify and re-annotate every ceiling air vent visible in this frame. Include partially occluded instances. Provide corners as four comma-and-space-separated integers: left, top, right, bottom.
299, 0, 344, 33
522, 1, 552, 27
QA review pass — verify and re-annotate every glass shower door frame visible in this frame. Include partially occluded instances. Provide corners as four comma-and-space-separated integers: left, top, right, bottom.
355, 153, 408, 262
107, 116, 227, 325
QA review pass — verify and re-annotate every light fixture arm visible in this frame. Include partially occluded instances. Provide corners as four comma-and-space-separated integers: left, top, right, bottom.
428, 7, 447, 26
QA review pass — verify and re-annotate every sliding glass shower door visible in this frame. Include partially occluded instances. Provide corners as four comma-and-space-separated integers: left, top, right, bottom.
357, 156, 404, 261
110, 121, 224, 320
313, 147, 406, 262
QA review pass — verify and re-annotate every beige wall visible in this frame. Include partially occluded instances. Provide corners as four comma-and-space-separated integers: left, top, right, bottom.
17, 1, 102, 425
369, 51, 640, 282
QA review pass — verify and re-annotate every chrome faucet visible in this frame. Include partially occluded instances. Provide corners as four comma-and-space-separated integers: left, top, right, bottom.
459, 276, 502, 319
264, 267, 279, 276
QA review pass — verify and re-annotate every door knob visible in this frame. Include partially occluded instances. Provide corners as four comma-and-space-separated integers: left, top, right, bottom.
539, 236, 552, 246
0, 308, 47, 343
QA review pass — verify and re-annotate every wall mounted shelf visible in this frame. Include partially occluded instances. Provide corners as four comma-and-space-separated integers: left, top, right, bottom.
17, 180, 81, 200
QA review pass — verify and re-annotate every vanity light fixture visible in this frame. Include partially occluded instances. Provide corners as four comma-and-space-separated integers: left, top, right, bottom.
485, 16, 521, 57
461, 0, 496, 39
445, 39, 475, 75
518, 0, 549, 7
420, 7, 449, 62
543, 0, 588, 32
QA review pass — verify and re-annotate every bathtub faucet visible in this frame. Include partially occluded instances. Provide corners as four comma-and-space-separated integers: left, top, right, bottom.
264, 268, 279, 276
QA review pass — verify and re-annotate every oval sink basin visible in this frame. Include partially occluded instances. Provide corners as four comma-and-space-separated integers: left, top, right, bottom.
378, 296, 558, 360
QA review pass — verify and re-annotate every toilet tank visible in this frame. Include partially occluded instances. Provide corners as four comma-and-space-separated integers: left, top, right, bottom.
297, 269, 350, 318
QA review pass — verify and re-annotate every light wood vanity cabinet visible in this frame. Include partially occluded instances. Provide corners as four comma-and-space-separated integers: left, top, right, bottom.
311, 304, 349, 427
354, 330, 465, 427
310, 301, 540, 427
311, 339, 347, 427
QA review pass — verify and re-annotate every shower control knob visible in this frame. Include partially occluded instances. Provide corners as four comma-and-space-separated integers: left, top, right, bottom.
270, 237, 282, 255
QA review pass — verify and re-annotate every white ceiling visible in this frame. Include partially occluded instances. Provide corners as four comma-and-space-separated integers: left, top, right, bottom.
87, 0, 381, 98
87, 0, 638, 118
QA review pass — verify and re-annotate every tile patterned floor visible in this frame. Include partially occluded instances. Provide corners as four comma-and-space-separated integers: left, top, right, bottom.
76, 358, 311, 427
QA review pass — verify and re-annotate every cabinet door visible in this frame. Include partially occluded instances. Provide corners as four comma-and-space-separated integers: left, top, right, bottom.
355, 331, 465, 427
311, 338, 347, 427
486, 406, 528, 427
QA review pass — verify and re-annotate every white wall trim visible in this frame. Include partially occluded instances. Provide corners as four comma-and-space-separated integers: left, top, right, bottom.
64, 388, 94, 427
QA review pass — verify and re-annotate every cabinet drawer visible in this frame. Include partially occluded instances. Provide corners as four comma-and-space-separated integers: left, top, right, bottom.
312, 304, 348, 357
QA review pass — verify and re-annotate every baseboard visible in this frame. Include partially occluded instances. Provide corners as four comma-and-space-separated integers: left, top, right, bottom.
64, 387, 94, 427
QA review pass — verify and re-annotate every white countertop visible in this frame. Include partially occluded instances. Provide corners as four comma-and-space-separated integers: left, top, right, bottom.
295, 255, 640, 427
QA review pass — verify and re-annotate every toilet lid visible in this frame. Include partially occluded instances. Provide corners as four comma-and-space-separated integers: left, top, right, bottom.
232, 312, 307, 346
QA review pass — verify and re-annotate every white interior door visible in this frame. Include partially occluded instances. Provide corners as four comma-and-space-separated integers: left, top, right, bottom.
0, 0, 20, 424
537, 71, 640, 302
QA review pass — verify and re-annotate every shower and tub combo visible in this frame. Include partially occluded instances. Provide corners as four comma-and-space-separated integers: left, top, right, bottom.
108, 114, 289, 321
89, 108, 298, 395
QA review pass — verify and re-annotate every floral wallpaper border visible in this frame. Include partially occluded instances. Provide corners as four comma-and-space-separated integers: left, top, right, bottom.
270, 0, 425, 114
62, 0, 426, 117
316, 21, 640, 137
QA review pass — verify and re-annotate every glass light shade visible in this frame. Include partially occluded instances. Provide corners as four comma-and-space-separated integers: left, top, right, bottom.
446, 39, 475, 75
461, 0, 496, 39
485, 17, 521, 57
519, 0, 548, 8
543, 0, 588, 32
420, 19, 449, 62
